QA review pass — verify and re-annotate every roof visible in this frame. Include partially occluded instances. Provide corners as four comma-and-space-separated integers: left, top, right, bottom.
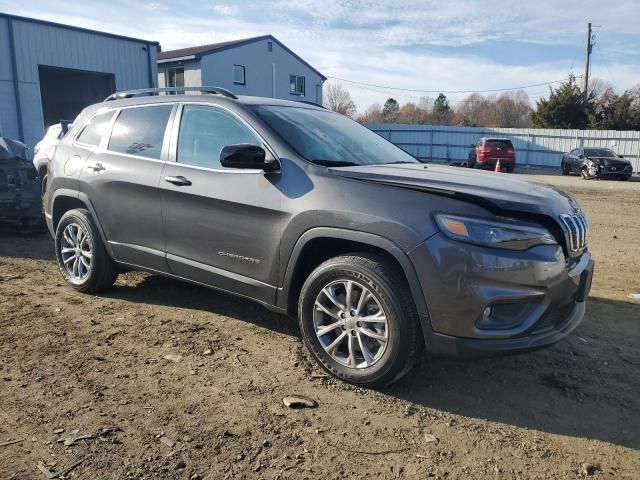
0, 12, 159, 45
158, 34, 326, 80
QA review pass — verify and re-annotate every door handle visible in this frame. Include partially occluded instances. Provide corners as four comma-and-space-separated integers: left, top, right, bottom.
164, 175, 192, 186
86, 161, 105, 172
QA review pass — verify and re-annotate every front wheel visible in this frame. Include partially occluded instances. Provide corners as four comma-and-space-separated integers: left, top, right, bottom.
298, 254, 422, 387
55, 208, 118, 293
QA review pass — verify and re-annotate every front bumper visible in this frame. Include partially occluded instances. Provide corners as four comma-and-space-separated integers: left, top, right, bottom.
409, 233, 594, 358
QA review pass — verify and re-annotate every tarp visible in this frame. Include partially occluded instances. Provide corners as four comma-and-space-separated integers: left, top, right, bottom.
0, 137, 28, 161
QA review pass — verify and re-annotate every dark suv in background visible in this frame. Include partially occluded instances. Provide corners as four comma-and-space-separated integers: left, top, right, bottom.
468, 137, 516, 172
561, 147, 632, 180
44, 87, 594, 387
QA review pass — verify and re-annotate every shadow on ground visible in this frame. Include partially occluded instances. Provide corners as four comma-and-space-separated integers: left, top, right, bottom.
103, 273, 300, 339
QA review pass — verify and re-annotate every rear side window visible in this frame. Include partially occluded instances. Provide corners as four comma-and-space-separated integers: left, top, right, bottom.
177, 105, 261, 169
108, 105, 173, 159
486, 140, 513, 148
76, 112, 115, 147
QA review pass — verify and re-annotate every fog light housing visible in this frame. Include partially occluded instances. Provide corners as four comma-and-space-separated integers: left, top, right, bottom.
476, 302, 539, 330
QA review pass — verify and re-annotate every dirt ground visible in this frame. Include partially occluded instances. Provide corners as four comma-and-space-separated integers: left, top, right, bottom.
0, 172, 638, 479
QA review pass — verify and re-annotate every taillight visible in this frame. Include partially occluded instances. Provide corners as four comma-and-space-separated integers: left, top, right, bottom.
477, 148, 490, 160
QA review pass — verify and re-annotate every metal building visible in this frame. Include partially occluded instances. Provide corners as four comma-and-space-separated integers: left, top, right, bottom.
158, 35, 326, 104
0, 13, 159, 149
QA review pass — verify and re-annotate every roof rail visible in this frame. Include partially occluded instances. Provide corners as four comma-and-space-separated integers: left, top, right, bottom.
104, 86, 238, 102
296, 100, 327, 109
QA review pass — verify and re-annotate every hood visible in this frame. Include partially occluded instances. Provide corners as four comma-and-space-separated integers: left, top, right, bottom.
585, 156, 630, 166
329, 164, 582, 219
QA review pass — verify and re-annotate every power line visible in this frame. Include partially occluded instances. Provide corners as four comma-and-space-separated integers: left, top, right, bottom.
326, 75, 583, 95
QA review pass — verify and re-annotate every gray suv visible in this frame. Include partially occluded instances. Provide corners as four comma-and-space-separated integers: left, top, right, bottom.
44, 87, 594, 387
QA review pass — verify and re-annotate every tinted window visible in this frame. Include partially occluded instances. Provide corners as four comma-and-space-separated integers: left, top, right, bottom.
486, 139, 513, 148
177, 105, 261, 169
252, 106, 419, 167
76, 112, 114, 147
108, 105, 173, 159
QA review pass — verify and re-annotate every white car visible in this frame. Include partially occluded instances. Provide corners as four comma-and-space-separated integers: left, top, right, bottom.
33, 123, 67, 193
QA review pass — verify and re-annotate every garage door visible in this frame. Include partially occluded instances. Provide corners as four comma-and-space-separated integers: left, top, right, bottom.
38, 66, 115, 128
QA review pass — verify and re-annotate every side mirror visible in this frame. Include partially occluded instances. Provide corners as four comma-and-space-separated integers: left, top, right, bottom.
578, 154, 584, 159
470, 143, 475, 148
220, 144, 278, 171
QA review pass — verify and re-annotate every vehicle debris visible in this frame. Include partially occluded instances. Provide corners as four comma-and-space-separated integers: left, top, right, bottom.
163, 354, 182, 362
283, 396, 317, 409
0, 438, 23, 447
37, 457, 85, 479
159, 436, 176, 448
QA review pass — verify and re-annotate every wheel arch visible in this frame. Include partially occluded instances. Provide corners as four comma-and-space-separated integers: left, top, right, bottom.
51, 190, 114, 258
278, 228, 430, 325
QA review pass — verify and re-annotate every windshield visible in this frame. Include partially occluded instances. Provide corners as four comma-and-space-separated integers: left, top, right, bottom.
584, 148, 616, 157
252, 106, 419, 166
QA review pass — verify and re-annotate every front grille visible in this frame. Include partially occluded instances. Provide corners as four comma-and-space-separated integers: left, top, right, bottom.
559, 213, 589, 256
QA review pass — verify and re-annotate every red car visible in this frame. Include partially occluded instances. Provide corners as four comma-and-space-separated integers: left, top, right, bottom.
468, 137, 516, 172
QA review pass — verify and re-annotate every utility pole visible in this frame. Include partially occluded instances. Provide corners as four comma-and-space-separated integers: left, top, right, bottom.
583, 22, 592, 101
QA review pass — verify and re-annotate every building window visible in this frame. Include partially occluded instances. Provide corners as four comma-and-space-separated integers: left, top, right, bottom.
233, 65, 246, 85
167, 67, 185, 94
268, 41, 273, 52
290, 75, 305, 96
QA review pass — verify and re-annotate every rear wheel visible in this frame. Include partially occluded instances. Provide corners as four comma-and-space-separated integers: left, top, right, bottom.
561, 161, 570, 175
298, 254, 422, 387
55, 208, 118, 293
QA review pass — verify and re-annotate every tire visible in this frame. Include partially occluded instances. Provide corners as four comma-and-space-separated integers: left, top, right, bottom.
55, 208, 118, 293
561, 162, 570, 175
298, 254, 422, 388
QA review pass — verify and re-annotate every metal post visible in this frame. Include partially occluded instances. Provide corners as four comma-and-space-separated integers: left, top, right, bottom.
7, 18, 25, 142
583, 23, 592, 101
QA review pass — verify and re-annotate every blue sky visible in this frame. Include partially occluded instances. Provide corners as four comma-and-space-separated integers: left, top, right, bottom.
2, 0, 639, 112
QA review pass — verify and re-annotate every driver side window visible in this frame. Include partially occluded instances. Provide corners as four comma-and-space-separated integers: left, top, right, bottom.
177, 105, 261, 169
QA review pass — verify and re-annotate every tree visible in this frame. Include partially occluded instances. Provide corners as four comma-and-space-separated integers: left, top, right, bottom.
531, 75, 594, 129
397, 102, 429, 124
590, 91, 640, 130
356, 104, 384, 124
429, 93, 453, 124
323, 83, 357, 118
382, 98, 400, 123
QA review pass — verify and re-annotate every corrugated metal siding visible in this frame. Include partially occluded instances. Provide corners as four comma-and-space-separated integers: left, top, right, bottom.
0, 15, 157, 148
368, 124, 640, 173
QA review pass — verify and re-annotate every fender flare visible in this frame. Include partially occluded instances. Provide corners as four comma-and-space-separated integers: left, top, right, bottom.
50, 189, 115, 259
277, 227, 431, 324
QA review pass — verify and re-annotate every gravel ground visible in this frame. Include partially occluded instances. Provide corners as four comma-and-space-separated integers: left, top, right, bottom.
0, 172, 638, 479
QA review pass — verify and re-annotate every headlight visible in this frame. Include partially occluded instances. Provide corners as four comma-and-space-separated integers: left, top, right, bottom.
435, 214, 557, 250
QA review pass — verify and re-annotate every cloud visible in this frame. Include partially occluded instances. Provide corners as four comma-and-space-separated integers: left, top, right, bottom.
2, 0, 639, 111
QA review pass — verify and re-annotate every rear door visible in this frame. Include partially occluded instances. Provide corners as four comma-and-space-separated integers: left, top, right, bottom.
160, 103, 285, 304
78, 103, 175, 271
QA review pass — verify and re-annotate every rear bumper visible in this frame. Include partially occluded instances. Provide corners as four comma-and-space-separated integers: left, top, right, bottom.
409, 233, 594, 358
476, 158, 515, 169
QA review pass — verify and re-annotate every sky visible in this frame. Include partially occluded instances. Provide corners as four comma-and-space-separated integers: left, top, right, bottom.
2, 0, 640, 113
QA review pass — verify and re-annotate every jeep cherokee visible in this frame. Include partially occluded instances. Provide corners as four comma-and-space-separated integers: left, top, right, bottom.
44, 87, 594, 387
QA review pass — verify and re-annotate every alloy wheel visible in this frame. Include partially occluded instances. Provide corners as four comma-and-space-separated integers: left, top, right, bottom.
313, 279, 389, 368
60, 222, 93, 282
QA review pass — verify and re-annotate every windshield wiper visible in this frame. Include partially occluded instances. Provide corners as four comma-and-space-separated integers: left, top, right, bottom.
381, 161, 417, 165
311, 160, 360, 167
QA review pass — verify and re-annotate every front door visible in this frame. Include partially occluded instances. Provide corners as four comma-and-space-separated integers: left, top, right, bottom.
160, 104, 286, 304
